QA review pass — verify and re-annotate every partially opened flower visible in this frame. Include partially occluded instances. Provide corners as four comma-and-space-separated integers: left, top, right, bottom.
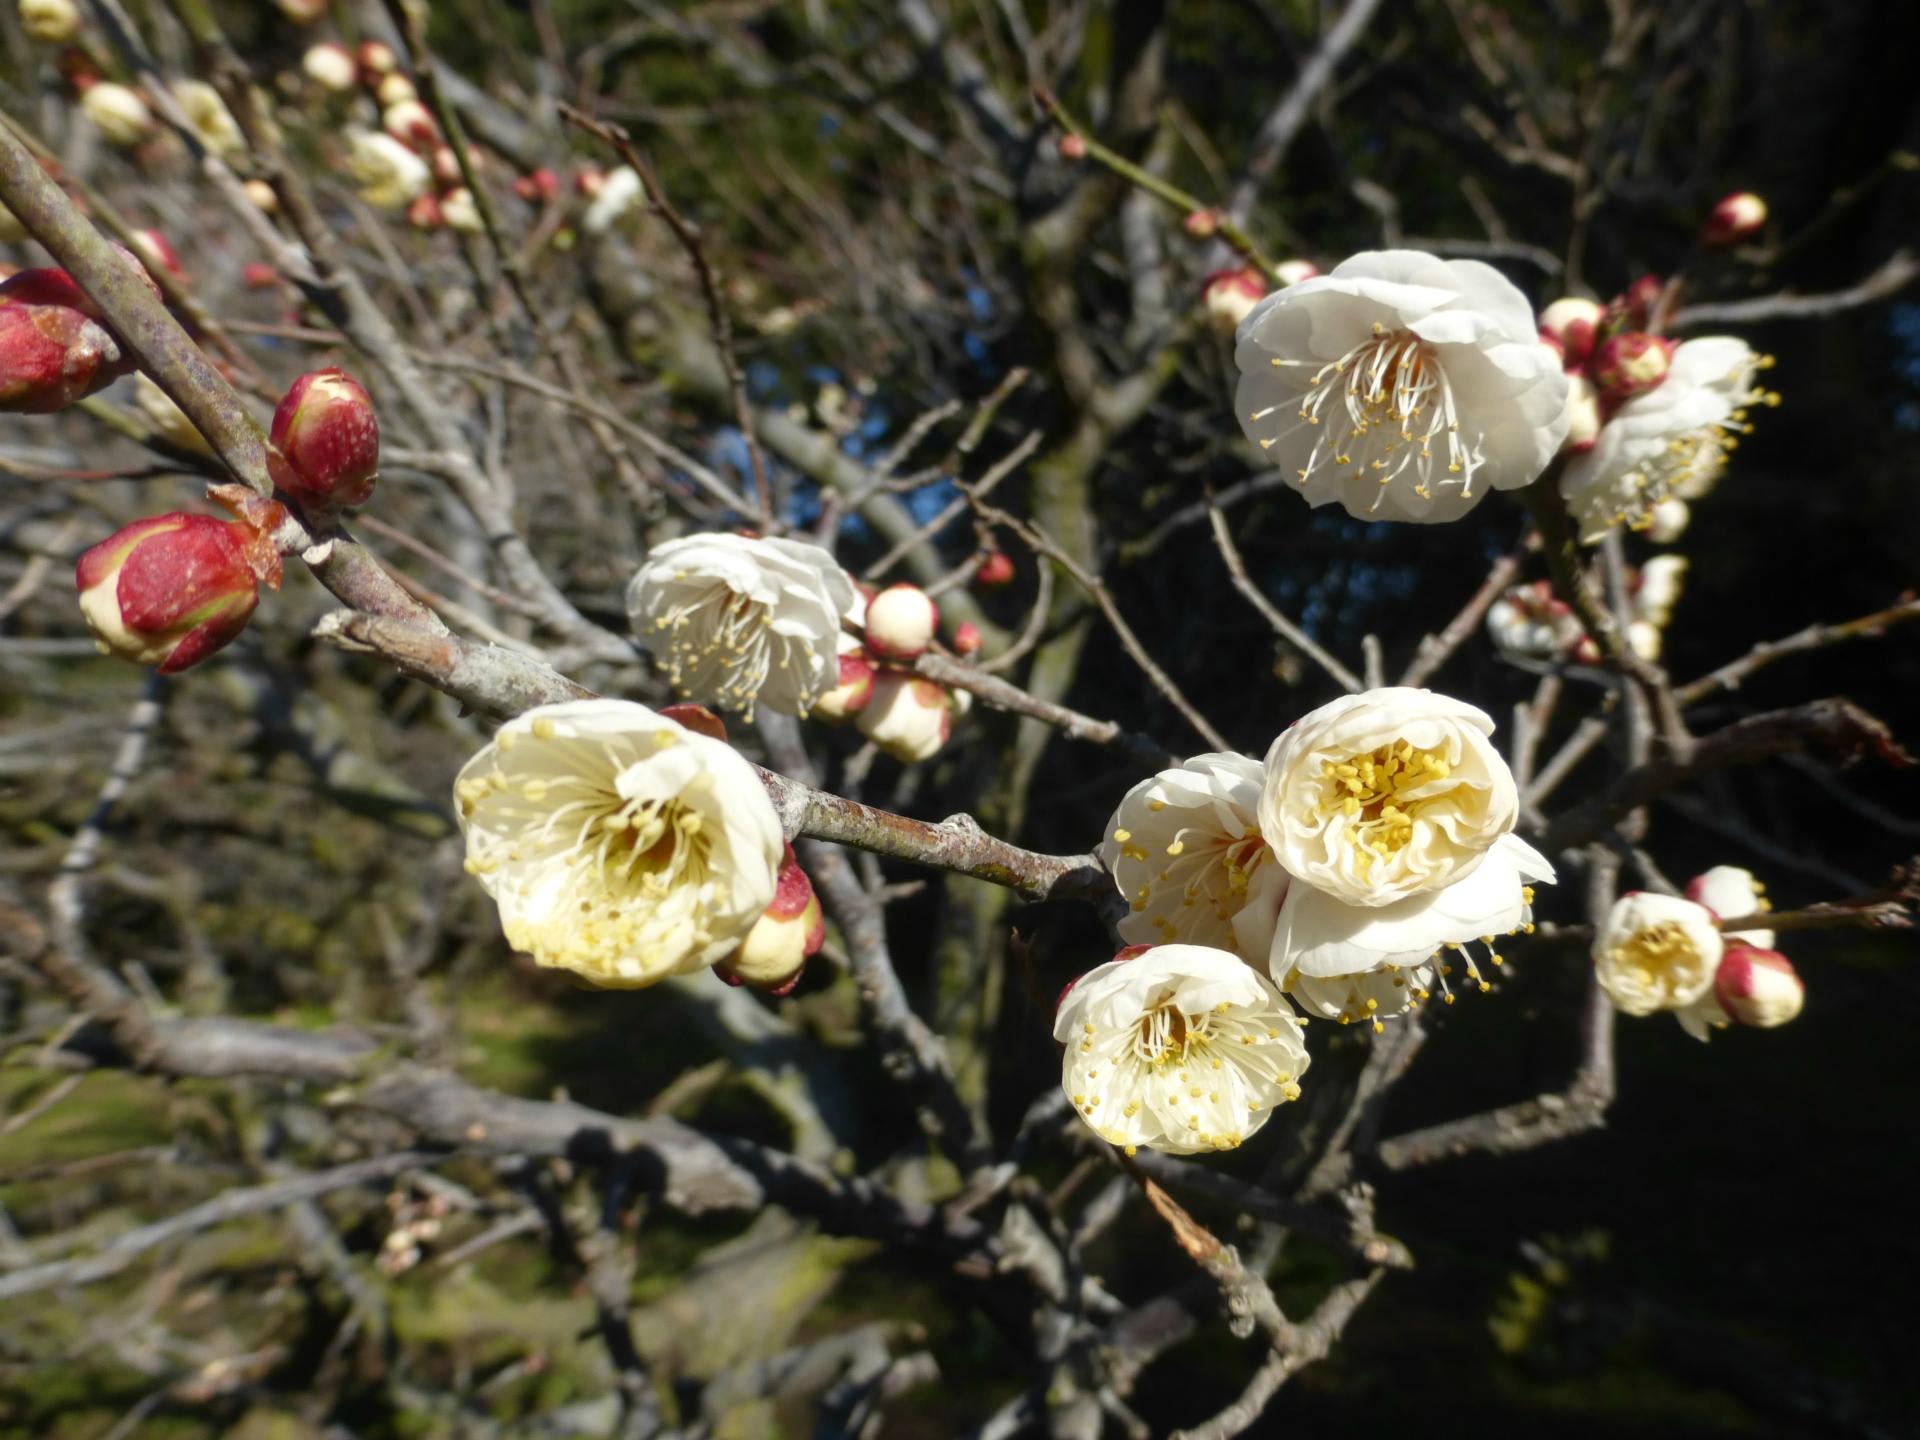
1255, 687, 1553, 994
455, 700, 784, 989
626, 533, 856, 719
1234, 250, 1569, 522
347, 130, 431, 211
1685, 864, 1772, 948
173, 80, 245, 159
1099, 752, 1277, 952
1592, 892, 1725, 1039
1562, 337, 1771, 541
1054, 944, 1310, 1155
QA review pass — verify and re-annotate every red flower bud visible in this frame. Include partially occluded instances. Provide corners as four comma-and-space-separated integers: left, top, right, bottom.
974, 549, 1015, 589
953, 621, 983, 658
514, 168, 560, 203
356, 40, 398, 80
1201, 266, 1267, 333
1182, 207, 1220, 238
1057, 133, 1086, 160
0, 301, 123, 413
573, 167, 606, 199
242, 262, 279, 291
384, 99, 440, 151
1700, 191, 1767, 248
75, 511, 281, 671
269, 368, 380, 513
1538, 296, 1604, 368
406, 193, 443, 231
1592, 332, 1674, 405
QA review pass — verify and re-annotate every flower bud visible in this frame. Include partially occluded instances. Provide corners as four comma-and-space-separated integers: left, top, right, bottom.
1201, 267, 1266, 334
1713, 945, 1803, 1028
1625, 619, 1661, 662
241, 262, 278, 291
349, 130, 431, 210
375, 72, 417, 106
856, 671, 951, 762
953, 621, 983, 658
76, 511, 282, 672
302, 41, 358, 92
1182, 208, 1220, 239
1631, 554, 1688, 629
0, 300, 122, 412
1592, 332, 1674, 405
974, 549, 1015, 590
1538, 296, 1604, 368
269, 367, 380, 512
430, 145, 464, 188
582, 166, 642, 235
384, 98, 439, 151
357, 40, 398, 80
514, 168, 560, 203
173, 79, 244, 159
1273, 258, 1320, 287
813, 641, 875, 722
80, 82, 153, 147
406, 192, 443, 230
573, 167, 606, 199
275, 0, 328, 23
863, 583, 938, 662
1685, 864, 1772, 948
1647, 496, 1690, 544
243, 179, 279, 214
1562, 372, 1601, 453
716, 845, 823, 994
440, 186, 482, 233
18, 0, 81, 43
131, 228, 185, 284
1058, 133, 1086, 160
1701, 191, 1767, 248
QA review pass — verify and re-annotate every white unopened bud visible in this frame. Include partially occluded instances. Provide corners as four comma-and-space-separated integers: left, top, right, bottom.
1625, 619, 1661, 662
302, 42, 359, 92
383, 98, 439, 151
81, 83, 154, 147
1538, 296, 1604, 368
1201, 267, 1265, 334
173, 80, 245, 159
1713, 946, 1803, 1028
439, 186, 482, 233
275, 0, 328, 22
1647, 496, 1690, 544
19, 0, 81, 43
1632, 555, 1688, 629
856, 671, 951, 762
812, 639, 875, 722
1701, 191, 1768, 247
375, 72, 417, 106
1272, 258, 1320, 286
1685, 864, 1772, 948
863, 583, 938, 662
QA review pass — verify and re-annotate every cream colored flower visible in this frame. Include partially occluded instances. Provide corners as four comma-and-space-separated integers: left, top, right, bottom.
626, 533, 856, 719
81, 83, 153, 147
1099, 752, 1278, 952
1235, 250, 1569, 522
1592, 892, 1724, 1038
454, 699, 783, 989
1054, 944, 1310, 1155
172, 80, 245, 159
346, 130, 431, 211
1562, 337, 1770, 541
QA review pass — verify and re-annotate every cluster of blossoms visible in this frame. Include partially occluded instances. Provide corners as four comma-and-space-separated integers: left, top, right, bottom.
1065, 687, 1553, 1155
1593, 865, 1804, 1041
454, 699, 824, 996
1486, 556, 1687, 666
625, 533, 973, 763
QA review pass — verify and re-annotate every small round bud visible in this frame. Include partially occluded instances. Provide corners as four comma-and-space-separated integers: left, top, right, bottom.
406, 192, 443, 230
1182, 208, 1220, 239
375, 72, 417, 106
514, 167, 560, 203
1057, 133, 1086, 160
275, 0, 328, 23
1631, 555, 1688, 629
79, 82, 153, 147
75, 511, 282, 672
1562, 372, 1601, 453
1273, 258, 1320, 286
1592, 332, 1674, 405
573, 167, 606, 199
1701, 191, 1767, 248
243, 179, 280, 214
855, 671, 951, 762
716, 845, 824, 993
1685, 864, 1772, 947
953, 621, 983, 658
1538, 296, 1604, 368
440, 186, 482, 234
863, 583, 938, 662
357, 40, 398, 80
0, 301, 122, 413
18, 0, 81, 43
1200, 267, 1266, 334
173, 79, 244, 159
302, 41, 358, 92
430, 145, 464, 188
130, 228, 185, 283
383, 98, 439, 151
813, 643, 876, 722
1647, 496, 1690, 544
1713, 946, 1804, 1029
974, 549, 1015, 590
269, 367, 380, 513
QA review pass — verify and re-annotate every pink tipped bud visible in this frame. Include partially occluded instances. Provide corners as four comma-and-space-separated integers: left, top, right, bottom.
1201, 266, 1267, 333
1562, 372, 1602, 453
269, 367, 380, 513
75, 510, 283, 672
953, 621, 983, 658
1182, 208, 1220, 239
658, 702, 728, 742
357, 40, 398, 80
439, 187, 482, 234
1592, 332, 1674, 405
1538, 296, 1604, 368
384, 98, 439, 151
242, 262, 279, 291
573, 167, 606, 198
863, 583, 938, 662
514, 168, 560, 203
131, 228, 185, 283
375, 72, 416, 106
406, 192, 443, 230
1057, 133, 1086, 161
1701, 191, 1767, 247
303, 41, 358, 92
974, 549, 1015, 590
813, 646, 876, 722
0, 302, 122, 413
855, 671, 951, 762
1713, 946, 1804, 1029
717, 844, 824, 992
430, 146, 464, 188
1273, 258, 1320, 286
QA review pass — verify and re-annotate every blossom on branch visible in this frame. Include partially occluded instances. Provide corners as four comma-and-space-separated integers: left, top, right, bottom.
1592, 892, 1725, 1040
1234, 250, 1569, 522
1055, 944, 1310, 1155
626, 533, 856, 719
454, 699, 784, 989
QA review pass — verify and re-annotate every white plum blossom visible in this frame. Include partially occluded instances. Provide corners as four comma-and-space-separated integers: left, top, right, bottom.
1592, 892, 1726, 1040
347, 131, 432, 211
1234, 250, 1569, 523
1254, 688, 1553, 1008
172, 80, 246, 159
1055, 944, 1310, 1155
1562, 337, 1771, 541
80, 83, 153, 147
626, 533, 857, 719
454, 700, 784, 989
1099, 752, 1277, 952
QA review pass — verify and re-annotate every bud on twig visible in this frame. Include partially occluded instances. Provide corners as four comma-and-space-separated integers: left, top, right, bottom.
863, 583, 938, 662
856, 672, 952, 762
716, 845, 824, 994
79, 82, 152, 147
953, 621, 983, 658
1538, 296, 1603, 368
1200, 267, 1266, 334
75, 510, 284, 672
302, 42, 358, 93
812, 642, 875, 722
1701, 191, 1768, 247
1592, 332, 1674, 405
1713, 946, 1804, 1028
19, 0, 81, 43
974, 549, 1015, 590
269, 368, 380, 514
1058, 133, 1086, 161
